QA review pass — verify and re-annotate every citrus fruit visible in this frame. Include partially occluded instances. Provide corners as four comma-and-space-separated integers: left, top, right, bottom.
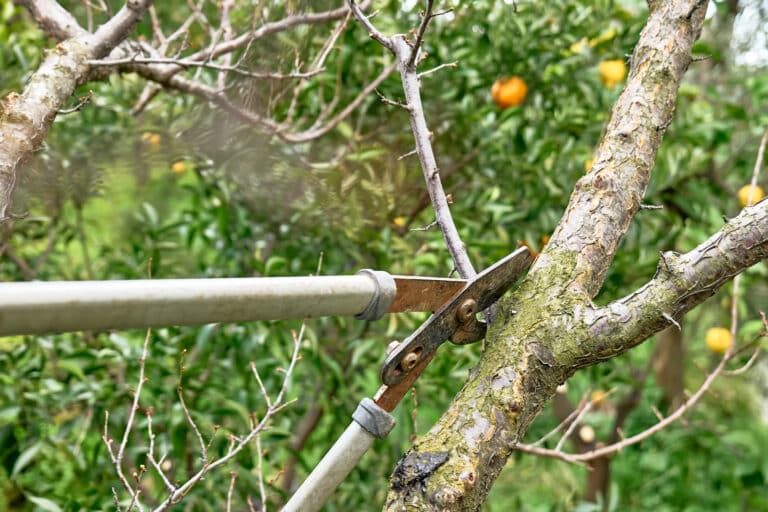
590, 390, 607, 407
737, 184, 765, 207
598, 59, 627, 88
705, 327, 732, 355
491, 76, 528, 109
171, 161, 187, 174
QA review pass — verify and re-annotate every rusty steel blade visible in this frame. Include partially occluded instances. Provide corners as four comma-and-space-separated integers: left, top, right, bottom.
389, 276, 467, 313
381, 247, 533, 386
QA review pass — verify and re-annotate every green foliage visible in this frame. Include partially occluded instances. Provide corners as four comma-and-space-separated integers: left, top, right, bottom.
2, 1, 768, 511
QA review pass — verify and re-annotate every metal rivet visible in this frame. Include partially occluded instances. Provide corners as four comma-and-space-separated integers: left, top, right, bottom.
401, 350, 420, 370
456, 298, 477, 323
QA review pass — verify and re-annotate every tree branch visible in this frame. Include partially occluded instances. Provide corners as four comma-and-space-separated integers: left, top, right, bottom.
14, 0, 89, 40
348, 3, 476, 279
381, 2, 721, 509
88, 0, 153, 58
2, 0, 152, 219
532, 0, 708, 298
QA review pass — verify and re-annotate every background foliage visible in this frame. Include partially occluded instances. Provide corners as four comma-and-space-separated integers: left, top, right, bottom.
1, 0, 767, 510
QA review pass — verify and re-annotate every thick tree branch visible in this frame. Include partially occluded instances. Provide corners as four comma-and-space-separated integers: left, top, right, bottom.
382, 2, 717, 510
583, 200, 768, 360
14, 0, 89, 40
532, 0, 708, 298
1, 0, 153, 220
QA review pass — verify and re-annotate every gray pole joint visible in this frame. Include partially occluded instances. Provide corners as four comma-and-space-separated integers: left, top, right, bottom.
352, 398, 396, 438
354, 270, 396, 321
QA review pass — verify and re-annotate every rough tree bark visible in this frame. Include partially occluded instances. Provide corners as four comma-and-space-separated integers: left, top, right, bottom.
382, 1, 768, 510
1, 0, 372, 219
0, 0, 153, 220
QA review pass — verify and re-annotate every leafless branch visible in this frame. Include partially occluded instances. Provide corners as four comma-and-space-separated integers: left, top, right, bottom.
346, 0, 393, 50
514, 323, 767, 463
102, 329, 152, 511
348, 4, 477, 279
418, 61, 458, 79
88, 55, 325, 80
226, 471, 237, 512
59, 90, 93, 114
408, 1, 436, 69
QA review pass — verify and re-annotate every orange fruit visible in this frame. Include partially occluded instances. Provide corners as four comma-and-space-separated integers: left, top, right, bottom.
598, 59, 627, 88
590, 390, 607, 407
705, 327, 732, 355
171, 161, 187, 174
737, 184, 765, 207
584, 158, 595, 172
491, 76, 528, 109
392, 216, 406, 228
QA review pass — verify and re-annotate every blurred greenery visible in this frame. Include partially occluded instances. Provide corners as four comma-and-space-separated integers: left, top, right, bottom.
1, 0, 768, 510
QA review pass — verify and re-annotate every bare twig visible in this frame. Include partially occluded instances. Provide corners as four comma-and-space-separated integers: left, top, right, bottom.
59, 90, 93, 114
346, 0, 393, 50
89, 56, 325, 80
226, 471, 237, 512
177, 350, 208, 465
347, 7, 477, 279
103, 329, 152, 511
255, 434, 267, 512
408, 1, 436, 69
418, 61, 458, 79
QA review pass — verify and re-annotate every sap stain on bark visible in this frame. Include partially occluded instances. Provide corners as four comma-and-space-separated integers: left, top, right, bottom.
391, 451, 450, 494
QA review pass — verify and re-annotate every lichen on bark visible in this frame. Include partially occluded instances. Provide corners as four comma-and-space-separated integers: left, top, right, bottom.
382, 1, 718, 510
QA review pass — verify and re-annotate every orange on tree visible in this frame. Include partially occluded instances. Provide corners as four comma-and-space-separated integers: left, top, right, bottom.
171, 161, 187, 174
737, 184, 765, 207
143, 132, 161, 147
590, 390, 607, 407
705, 327, 732, 355
491, 76, 528, 109
598, 59, 627, 88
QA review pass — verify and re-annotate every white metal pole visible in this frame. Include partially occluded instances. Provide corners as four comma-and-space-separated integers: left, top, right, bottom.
282, 422, 376, 512
282, 398, 396, 512
0, 272, 395, 336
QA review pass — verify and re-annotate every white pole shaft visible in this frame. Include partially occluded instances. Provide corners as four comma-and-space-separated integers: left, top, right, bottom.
0, 276, 379, 336
282, 421, 375, 512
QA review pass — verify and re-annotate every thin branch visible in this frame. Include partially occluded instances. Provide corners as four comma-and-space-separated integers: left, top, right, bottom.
347, 4, 477, 278
346, 0, 393, 50
89, 56, 325, 80
58, 90, 93, 114
226, 471, 237, 512
554, 401, 593, 452
255, 435, 267, 512
145, 325, 303, 512
177, 351, 208, 465
418, 61, 458, 79
514, 327, 762, 463
408, 1, 436, 69
187, 1, 373, 63
103, 330, 152, 511
392, 36, 477, 278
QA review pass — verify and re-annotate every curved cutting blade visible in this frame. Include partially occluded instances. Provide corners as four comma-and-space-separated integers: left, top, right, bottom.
380, 247, 533, 386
